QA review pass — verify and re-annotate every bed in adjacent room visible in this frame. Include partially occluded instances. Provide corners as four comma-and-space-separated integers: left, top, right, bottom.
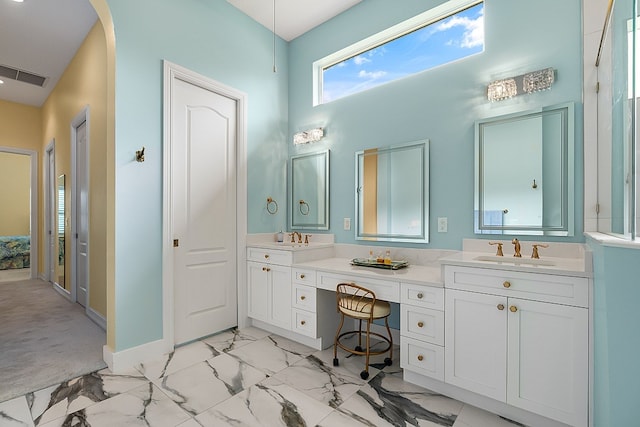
0, 235, 31, 270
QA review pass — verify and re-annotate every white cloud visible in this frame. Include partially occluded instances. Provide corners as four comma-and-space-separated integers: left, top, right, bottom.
358, 70, 387, 79
436, 9, 484, 48
353, 55, 371, 65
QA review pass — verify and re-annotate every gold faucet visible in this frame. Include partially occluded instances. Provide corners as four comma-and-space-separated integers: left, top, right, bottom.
512, 238, 522, 258
531, 244, 549, 259
291, 231, 302, 244
304, 234, 311, 245
489, 242, 504, 256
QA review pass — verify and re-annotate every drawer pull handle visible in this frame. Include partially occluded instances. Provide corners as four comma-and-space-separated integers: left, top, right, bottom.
300, 295, 306, 300
503, 281, 511, 288
497, 304, 505, 311
417, 355, 424, 361
262, 267, 271, 272
300, 274, 306, 279
417, 293, 424, 299
417, 321, 424, 328
509, 305, 518, 313
264, 254, 270, 259
300, 320, 306, 325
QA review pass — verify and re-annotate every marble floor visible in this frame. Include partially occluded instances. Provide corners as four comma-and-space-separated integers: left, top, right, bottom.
0, 327, 524, 426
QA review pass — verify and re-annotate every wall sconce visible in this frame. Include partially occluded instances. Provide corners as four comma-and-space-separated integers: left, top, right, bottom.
293, 127, 324, 145
487, 67, 555, 102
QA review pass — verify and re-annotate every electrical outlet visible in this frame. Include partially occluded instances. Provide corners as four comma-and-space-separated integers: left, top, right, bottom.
437, 217, 448, 233
344, 218, 351, 230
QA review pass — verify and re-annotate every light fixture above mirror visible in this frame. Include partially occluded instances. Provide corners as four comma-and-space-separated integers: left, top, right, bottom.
487, 67, 555, 102
293, 127, 324, 145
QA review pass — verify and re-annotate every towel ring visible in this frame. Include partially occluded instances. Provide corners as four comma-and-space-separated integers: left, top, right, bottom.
299, 200, 310, 215
266, 197, 278, 215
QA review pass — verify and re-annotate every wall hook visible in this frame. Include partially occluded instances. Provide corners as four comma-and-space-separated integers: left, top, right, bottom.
532, 179, 538, 189
136, 147, 145, 162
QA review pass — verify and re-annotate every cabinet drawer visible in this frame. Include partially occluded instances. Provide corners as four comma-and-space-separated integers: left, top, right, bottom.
400, 336, 444, 381
292, 268, 316, 286
292, 284, 316, 312
316, 272, 399, 303
445, 265, 589, 307
291, 309, 316, 338
400, 283, 444, 310
401, 305, 444, 346
247, 247, 292, 266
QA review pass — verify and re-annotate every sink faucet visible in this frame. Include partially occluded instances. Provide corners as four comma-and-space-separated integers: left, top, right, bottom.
291, 231, 302, 244
512, 238, 522, 258
531, 243, 549, 259
489, 242, 504, 256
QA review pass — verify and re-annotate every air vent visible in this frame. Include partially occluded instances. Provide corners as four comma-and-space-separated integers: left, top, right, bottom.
0, 64, 48, 87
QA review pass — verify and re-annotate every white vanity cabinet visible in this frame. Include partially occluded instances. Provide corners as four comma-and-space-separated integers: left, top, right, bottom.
247, 248, 293, 330
444, 265, 589, 427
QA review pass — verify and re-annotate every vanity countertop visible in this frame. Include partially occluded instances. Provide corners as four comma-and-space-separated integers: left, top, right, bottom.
439, 251, 592, 278
294, 257, 443, 287
248, 242, 335, 251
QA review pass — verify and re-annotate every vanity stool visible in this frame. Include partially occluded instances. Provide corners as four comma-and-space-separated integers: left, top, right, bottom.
332, 283, 393, 379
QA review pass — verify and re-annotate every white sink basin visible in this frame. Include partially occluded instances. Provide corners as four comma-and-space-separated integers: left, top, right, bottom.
474, 255, 555, 266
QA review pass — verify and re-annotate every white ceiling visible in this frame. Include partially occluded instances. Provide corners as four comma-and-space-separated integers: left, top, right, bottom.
0, 0, 361, 107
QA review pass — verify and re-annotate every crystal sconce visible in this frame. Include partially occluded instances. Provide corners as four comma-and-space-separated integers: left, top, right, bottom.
293, 127, 324, 145
487, 67, 555, 102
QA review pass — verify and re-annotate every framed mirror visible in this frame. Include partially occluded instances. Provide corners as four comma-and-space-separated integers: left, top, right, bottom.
355, 140, 429, 243
475, 102, 574, 236
289, 150, 330, 230
57, 174, 65, 287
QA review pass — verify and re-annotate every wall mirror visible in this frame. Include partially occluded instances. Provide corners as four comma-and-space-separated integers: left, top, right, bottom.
289, 149, 330, 230
475, 102, 574, 236
57, 174, 65, 287
355, 140, 429, 243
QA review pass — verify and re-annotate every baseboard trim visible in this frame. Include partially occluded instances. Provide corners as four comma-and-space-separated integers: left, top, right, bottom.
87, 307, 106, 330
103, 339, 172, 373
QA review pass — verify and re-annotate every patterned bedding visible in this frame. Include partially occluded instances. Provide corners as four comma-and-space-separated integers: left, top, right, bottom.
0, 235, 30, 270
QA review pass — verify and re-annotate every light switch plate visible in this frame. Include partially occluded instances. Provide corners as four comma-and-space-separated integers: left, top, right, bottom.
437, 217, 448, 233
344, 218, 351, 230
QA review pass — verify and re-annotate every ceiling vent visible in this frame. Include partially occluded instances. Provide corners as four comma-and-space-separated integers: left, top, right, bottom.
0, 64, 48, 87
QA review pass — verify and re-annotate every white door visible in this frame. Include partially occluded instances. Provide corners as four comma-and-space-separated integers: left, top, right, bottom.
506, 298, 588, 426
172, 77, 238, 345
445, 289, 507, 401
75, 120, 89, 307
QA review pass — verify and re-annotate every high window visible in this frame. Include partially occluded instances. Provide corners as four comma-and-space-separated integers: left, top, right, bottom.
313, 0, 484, 105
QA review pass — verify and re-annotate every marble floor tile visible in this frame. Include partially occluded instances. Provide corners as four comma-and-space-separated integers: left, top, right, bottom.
28, 368, 148, 426
452, 403, 528, 427
201, 326, 270, 353
194, 380, 333, 427
156, 352, 267, 416
334, 371, 462, 427
38, 382, 191, 427
226, 335, 313, 376
0, 395, 34, 427
137, 340, 221, 381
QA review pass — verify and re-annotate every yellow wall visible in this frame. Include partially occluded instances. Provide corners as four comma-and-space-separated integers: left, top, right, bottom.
41, 20, 108, 317
0, 100, 42, 152
0, 153, 31, 236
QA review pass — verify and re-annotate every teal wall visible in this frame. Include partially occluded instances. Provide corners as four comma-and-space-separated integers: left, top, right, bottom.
106, 0, 289, 350
588, 239, 640, 427
288, 0, 584, 249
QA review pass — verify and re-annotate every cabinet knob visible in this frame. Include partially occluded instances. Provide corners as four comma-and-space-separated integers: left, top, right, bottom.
264, 254, 270, 259
509, 305, 518, 313
300, 320, 306, 325
417, 355, 424, 361
300, 274, 306, 279
262, 267, 271, 272
300, 295, 306, 300
417, 321, 424, 328
497, 304, 505, 311
417, 293, 424, 299
503, 281, 511, 288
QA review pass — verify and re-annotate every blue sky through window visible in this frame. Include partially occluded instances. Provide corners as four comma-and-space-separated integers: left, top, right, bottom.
322, 3, 484, 103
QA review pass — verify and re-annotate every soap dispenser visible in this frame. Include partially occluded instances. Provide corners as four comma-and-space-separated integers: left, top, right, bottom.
276, 230, 284, 243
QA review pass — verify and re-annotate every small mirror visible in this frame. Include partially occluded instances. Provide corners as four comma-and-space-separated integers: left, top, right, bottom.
475, 102, 574, 236
356, 140, 429, 243
290, 150, 330, 230
57, 174, 65, 288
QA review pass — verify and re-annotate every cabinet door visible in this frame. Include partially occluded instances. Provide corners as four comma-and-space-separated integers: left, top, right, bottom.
269, 264, 292, 329
507, 298, 588, 427
247, 261, 269, 322
445, 289, 508, 401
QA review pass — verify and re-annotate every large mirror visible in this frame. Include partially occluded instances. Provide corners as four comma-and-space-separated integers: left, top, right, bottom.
57, 174, 65, 288
356, 140, 429, 243
289, 150, 330, 230
475, 102, 574, 236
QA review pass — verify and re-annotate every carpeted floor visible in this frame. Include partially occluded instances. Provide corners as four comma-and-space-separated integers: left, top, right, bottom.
0, 279, 106, 403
